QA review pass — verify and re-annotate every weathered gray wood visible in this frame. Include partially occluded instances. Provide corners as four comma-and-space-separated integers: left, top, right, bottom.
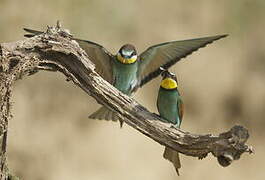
0, 23, 253, 179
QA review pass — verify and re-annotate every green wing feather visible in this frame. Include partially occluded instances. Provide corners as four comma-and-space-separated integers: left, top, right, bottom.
23, 28, 114, 84
24, 28, 43, 37
177, 98, 184, 126
74, 39, 114, 84
136, 35, 228, 91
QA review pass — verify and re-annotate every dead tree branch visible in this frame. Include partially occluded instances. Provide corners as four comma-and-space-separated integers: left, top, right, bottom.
0, 24, 253, 179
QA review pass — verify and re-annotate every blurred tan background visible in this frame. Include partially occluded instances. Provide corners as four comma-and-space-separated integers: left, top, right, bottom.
1, 0, 264, 179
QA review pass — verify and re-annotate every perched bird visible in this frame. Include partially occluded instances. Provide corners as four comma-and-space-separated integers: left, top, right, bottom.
24, 28, 226, 126
157, 69, 183, 175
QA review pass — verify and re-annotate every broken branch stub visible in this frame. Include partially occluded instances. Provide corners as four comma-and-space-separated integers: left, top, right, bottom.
0, 25, 252, 176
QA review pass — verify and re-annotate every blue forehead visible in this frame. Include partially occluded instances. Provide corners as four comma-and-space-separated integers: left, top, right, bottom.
121, 49, 134, 56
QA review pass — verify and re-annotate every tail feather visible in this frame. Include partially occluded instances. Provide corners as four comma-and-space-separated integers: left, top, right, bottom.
89, 107, 109, 120
106, 109, 114, 121
163, 146, 181, 176
89, 106, 124, 127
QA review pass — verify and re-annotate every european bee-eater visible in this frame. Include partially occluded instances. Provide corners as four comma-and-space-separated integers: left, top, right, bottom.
157, 69, 183, 175
24, 28, 226, 126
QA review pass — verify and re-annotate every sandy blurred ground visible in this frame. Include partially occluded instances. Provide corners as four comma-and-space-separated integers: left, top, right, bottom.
1, 0, 265, 179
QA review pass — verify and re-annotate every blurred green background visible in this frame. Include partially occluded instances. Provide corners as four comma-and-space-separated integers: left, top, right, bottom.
1, 0, 264, 179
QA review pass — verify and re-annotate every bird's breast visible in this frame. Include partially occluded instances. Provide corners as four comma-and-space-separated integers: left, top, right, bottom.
112, 61, 138, 95
157, 88, 181, 126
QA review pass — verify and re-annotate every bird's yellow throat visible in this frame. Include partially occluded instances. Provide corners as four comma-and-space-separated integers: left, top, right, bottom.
161, 78, 178, 89
117, 54, 137, 64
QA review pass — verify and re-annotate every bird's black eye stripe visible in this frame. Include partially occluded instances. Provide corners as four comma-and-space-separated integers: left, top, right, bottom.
131, 51, 136, 56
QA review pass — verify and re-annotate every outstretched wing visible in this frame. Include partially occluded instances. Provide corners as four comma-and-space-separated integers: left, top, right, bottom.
23, 28, 114, 83
177, 98, 184, 121
136, 35, 228, 90
24, 28, 43, 37
74, 39, 114, 83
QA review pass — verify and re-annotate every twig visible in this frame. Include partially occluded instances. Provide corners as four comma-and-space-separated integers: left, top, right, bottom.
0, 23, 253, 179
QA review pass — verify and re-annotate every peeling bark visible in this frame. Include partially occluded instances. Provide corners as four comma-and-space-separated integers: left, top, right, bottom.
0, 23, 253, 179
